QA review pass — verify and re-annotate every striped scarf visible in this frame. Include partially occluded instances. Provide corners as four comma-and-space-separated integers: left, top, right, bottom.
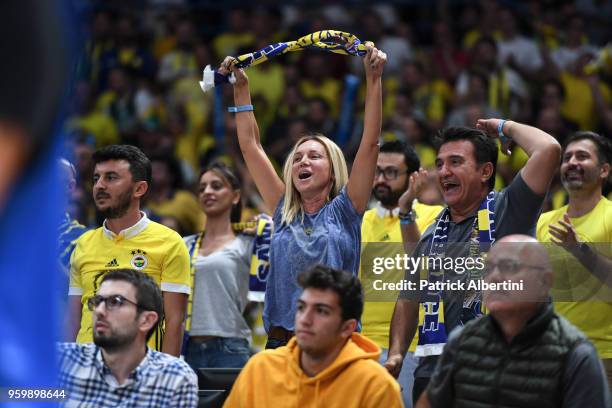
415, 191, 496, 357
200, 30, 372, 92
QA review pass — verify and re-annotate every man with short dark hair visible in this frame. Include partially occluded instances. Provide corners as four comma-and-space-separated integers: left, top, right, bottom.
68, 145, 191, 356
387, 119, 561, 402
59, 269, 198, 407
225, 265, 403, 407
416, 236, 611, 408
361, 140, 442, 407
537, 131, 612, 390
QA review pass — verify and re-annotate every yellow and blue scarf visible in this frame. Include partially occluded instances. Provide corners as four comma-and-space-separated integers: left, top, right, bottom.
200, 30, 372, 92
415, 191, 496, 357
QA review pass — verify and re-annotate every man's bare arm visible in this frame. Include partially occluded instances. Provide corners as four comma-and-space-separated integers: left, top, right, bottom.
476, 119, 561, 195
384, 298, 419, 377
162, 292, 187, 356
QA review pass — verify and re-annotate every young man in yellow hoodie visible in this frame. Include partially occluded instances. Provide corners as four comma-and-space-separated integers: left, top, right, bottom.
224, 265, 404, 407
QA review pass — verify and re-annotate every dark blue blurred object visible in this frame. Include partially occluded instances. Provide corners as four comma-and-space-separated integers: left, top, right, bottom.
0, 0, 75, 396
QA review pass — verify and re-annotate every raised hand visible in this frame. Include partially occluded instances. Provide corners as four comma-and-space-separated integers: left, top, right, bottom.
363, 44, 387, 80
476, 118, 512, 156
398, 168, 428, 212
219, 56, 249, 88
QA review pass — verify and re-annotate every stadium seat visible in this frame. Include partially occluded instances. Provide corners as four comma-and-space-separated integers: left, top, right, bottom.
197, 368, 241, 408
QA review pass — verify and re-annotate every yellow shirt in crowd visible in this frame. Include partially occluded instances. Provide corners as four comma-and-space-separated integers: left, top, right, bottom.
146, 190, 206, 235
560, 72, 612, 130
69, 214, 191, 350
536, 197, 612, 358
360, 201, 443, 351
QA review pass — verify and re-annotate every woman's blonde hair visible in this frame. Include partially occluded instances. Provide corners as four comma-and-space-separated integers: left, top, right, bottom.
281, 134, 349, 225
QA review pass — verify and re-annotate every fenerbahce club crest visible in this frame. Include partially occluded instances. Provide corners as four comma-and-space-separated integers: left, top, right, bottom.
130, 249, 148, 270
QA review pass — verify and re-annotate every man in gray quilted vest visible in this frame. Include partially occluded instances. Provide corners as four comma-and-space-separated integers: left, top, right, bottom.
416, 235, 611, 408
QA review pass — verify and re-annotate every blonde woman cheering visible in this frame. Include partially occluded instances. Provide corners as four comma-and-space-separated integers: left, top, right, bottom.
221, 45, 386, 348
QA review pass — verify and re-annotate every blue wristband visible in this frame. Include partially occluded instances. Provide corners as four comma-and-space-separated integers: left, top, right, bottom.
228, 105, 254, 113
399, 210, 416, 225
497, 119, 511, 144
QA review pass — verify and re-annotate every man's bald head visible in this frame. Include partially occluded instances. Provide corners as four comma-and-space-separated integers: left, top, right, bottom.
484, 234, 553, 314
492, 234, 552, 273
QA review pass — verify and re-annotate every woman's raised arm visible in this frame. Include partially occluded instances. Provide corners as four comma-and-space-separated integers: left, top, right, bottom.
223, 59, 285, 211
347, 46, 387, 213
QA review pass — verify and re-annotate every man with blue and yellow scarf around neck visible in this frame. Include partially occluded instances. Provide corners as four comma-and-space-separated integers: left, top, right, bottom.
386, 119, 561, 404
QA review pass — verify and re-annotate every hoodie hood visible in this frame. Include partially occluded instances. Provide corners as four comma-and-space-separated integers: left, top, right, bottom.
287, 332, 381, 383
283, 332, 381, 407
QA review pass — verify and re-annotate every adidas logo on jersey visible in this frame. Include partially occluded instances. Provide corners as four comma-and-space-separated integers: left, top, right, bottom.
105, 258, 119, 267
380, 233, 390, 241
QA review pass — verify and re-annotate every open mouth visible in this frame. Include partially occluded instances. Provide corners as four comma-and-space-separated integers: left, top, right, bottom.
441, 180, 460, 193
564, 169, 583, 180
298, 170, 312, 180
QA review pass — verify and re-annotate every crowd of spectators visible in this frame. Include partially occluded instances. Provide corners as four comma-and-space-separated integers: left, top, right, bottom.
53, 2, 612, 405
65, 0, 612, 235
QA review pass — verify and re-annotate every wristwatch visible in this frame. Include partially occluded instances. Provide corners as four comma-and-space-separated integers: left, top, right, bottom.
399, 209, 416, 225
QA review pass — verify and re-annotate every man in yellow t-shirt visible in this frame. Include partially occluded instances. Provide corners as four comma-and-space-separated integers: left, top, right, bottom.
360, 141, 442, 407
536, 131, 612, 390
559, 63, 612, 131
68, 145, 190, 357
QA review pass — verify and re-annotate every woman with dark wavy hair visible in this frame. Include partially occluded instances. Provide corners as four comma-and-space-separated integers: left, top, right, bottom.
183, 162, 253, 369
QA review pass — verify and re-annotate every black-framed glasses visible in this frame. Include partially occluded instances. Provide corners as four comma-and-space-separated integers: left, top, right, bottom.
87, 294, 142, 311
375, 166, 408, 181
484, 259, 547, 277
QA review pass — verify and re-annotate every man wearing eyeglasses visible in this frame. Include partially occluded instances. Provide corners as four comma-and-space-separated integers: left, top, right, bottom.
415, 235, 611, 408
58, 269, 198, 407
360, 140, 442, 407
